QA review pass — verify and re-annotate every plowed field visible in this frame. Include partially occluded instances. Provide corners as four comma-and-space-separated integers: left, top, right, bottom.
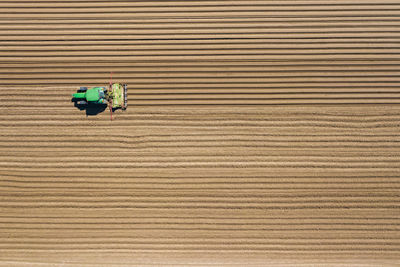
0, 1, 399, 266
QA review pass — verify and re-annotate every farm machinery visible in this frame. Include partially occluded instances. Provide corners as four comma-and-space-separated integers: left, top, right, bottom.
72, 83, 127, 120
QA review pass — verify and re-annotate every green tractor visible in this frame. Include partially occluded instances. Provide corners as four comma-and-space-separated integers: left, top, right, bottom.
72, 83, 127, 120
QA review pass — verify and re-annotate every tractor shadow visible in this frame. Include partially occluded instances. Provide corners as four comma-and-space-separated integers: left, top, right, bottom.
72, 99, 107, 116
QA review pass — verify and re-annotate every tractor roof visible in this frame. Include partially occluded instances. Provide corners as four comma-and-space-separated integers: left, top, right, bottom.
86, 87, 102, 102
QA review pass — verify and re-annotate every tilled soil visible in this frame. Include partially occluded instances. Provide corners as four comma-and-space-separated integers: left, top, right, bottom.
0, 1, 399, 266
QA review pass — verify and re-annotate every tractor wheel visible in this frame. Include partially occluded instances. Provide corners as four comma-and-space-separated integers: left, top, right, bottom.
78, 87, 88, 92
77, 100, 88, 105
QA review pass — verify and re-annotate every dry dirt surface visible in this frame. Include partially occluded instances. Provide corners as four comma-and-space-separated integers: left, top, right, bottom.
1, 1, 400, 266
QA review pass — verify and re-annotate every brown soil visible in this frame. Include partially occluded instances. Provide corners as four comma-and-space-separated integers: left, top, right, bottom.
0, 1, 399, 266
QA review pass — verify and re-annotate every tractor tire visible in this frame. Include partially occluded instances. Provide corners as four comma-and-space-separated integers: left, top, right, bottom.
78, 87, 88, 92
77, 100, 88, 105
